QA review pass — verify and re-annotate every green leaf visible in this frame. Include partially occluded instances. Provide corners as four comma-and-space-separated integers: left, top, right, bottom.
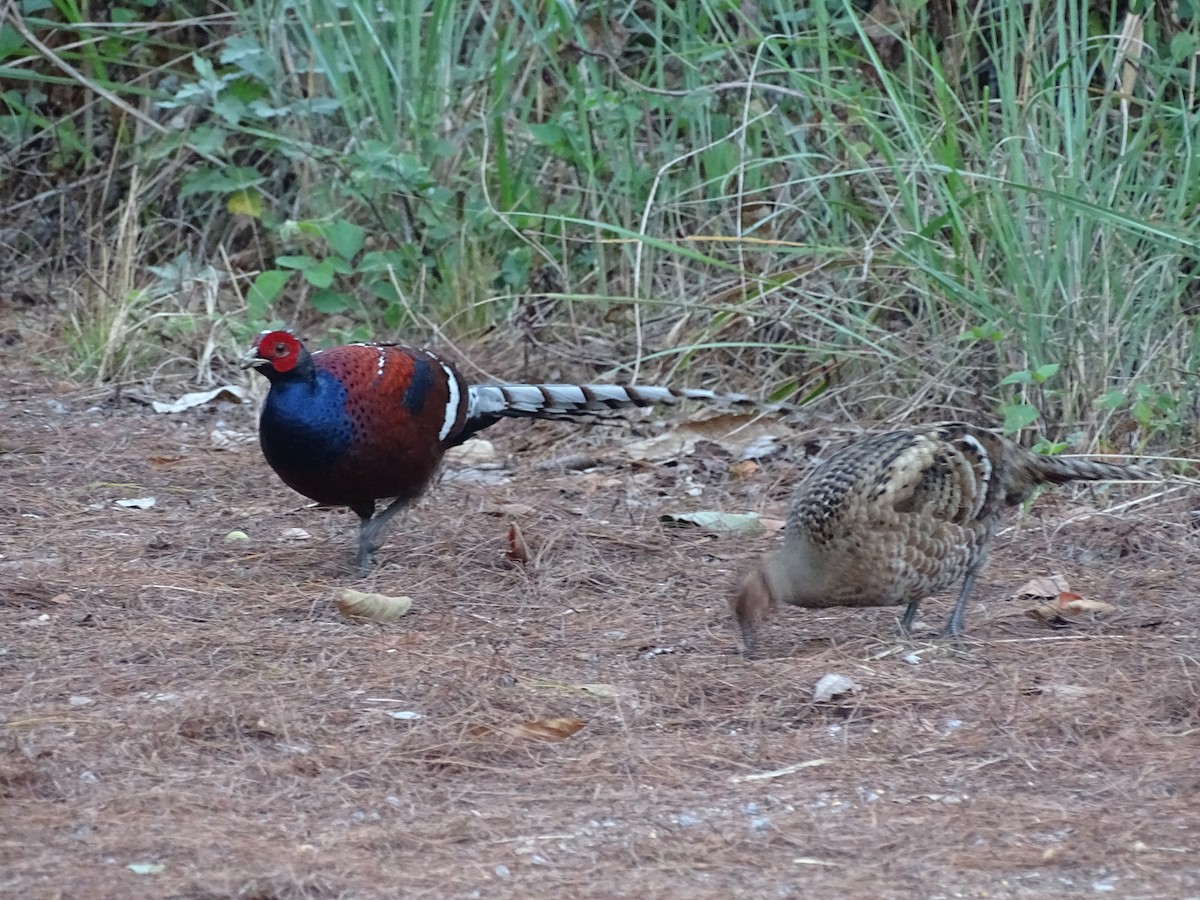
192, 54, 216, 81
1031, 363, 1060, 383
321, 220, 365, 262
958, 324, 1004, 342
310, 289, 352, 313
303, 258, 338, 288
358, 249, 415, 272
527, 123, 572, 157
1170, 32, 1199, 63
179, 166, 264, 199
246, 269, 290, 319
1096, 389, 1125, 410
1032, 439, 1069, 455
1000, 370, 1033, 386
1002, 404, 1039, 434
226, 189, 263, 218
499, 246, 531, 288
275, 255, 315, 271
368, 280, 401, 305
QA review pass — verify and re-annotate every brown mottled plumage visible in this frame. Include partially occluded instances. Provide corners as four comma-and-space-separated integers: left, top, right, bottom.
733, 423, 1148, 651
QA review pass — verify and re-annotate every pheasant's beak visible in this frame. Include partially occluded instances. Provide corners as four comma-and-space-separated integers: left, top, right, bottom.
239, 345, 268, 369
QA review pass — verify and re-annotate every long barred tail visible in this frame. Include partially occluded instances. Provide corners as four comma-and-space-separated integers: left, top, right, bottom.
461, 382, 756, 438
1030, 454, 1151, 485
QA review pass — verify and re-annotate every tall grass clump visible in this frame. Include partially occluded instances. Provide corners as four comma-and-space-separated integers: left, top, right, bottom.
4, 0, 1199, 451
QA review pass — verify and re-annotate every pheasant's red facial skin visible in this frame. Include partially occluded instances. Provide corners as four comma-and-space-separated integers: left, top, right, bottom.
255, 330, 303, 373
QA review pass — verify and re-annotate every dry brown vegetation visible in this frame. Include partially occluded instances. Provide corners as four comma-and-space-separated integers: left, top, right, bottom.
4, 328, 1200, 899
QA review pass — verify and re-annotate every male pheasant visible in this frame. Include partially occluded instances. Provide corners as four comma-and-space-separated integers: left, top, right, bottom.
242, 329, 751, 570
733, 422, 1148, 651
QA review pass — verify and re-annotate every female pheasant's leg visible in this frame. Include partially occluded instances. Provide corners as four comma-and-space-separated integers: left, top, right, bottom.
941, 520, 998, 637
898, 599, 922, 636
941, 552, 990, 637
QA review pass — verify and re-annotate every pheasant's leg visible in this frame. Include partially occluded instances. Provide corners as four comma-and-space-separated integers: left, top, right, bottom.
738, 621, 758, 657
351, 502, 377, 571
897, 599, 921, 636
941, 549, 991, 637
355, 497, 407, 571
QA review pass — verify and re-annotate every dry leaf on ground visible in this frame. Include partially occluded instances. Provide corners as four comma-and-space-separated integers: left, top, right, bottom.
444, 438, 497, 466
337, 589, 414, 623
1027, 592, 1117, 627
623, 412, 789, 463
661, 511, 766, 535
813, 673, 861, 702
506, 522, 530, 564
151, 385, 247, 413
1013, 574, 1071, 600
470, 717, 586, 742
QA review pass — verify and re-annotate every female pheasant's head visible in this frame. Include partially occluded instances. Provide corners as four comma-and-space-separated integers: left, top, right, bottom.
241, 330, 308, 376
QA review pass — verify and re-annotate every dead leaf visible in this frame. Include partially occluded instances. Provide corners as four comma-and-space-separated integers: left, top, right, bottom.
1013, 574, 1070, 601
151, 385, 247, 413
623, 430, 695, 462
444, 438, 496, 466
729, 460, 759, 480
575, 683, 622, 698
1057, 594, 1116, 615
1041, 683, 1103, 701
506, 522, 530, 564
576, 473, 623, 493
812, 673, 861, 702
484, 502, 536, 518
730, 758, 831, 783
623, 413, 789, 463
115, 497, 156, 510
210, 429, 255, 450
336, 589, 413, 624
470, 716, 586, 742
520, 678, 624, 699
1026, 593, 1116, 628
513, 716, 586, 741
661, 511, 764, 535
147, 455, 186, 467
578, 9, 629, 57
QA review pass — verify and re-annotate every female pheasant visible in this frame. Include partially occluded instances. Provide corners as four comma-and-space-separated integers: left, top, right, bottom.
733, 422, 1149, 651
242, 329, 751, 570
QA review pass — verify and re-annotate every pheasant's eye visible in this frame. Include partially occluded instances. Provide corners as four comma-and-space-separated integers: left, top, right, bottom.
274, 342, 288, 355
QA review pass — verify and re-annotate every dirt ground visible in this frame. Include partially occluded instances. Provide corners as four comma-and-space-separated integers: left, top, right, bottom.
3, 361, 1200, 900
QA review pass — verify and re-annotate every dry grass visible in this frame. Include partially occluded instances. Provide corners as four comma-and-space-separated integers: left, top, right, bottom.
3, 346, 1200, 899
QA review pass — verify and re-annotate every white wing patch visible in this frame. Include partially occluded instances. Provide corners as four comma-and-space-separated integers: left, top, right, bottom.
437, 360, 461, 442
